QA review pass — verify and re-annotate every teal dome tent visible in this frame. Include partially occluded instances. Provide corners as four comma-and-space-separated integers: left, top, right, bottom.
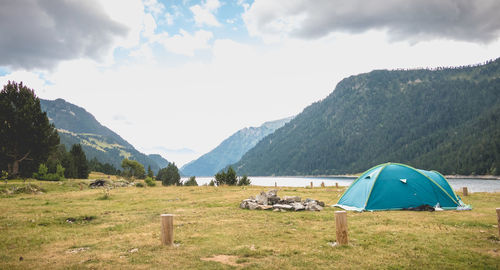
334, 163, 468, 211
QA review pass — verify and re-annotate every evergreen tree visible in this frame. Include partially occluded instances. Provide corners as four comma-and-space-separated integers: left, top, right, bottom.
70, 144, 89, 179
157, 162, 181, 186
184, 176, 198, 186
214, 166, 238, 186
0, 81, 59, 177
147, 165, 154, 178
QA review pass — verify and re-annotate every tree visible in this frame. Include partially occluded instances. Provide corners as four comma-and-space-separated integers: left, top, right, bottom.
88, 157, 119, 175
157, 162, 181, 186
214, 166, 237, 186
147, 165, 154, 178
121, 159, 145, 179
0, 81, 59, 177
70, 144, 89, 179
184, 176, 198, 186
237, 175, 251, 186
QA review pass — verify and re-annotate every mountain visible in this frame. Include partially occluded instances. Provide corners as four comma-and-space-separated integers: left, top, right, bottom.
234, 58, 500, 176
181, 116, 293, 176
148, 154, 169, 169
40, 98, 168, 173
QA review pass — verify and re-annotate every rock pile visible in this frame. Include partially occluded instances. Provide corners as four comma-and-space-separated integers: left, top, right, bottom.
240, 189, 325, 211
89, 179, 134, 189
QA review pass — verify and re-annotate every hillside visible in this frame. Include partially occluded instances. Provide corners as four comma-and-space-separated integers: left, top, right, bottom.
181, 116, 293, 176
40, 99, 168, 173
234, 59, 500, 176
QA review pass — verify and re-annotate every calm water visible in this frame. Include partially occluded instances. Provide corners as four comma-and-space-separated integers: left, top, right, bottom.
182, 176, 500, 193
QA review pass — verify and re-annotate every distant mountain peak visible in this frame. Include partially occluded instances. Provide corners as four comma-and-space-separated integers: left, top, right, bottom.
181, 116, 293, 176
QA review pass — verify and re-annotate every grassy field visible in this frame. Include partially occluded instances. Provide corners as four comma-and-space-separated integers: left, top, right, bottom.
0, 176, 499, 269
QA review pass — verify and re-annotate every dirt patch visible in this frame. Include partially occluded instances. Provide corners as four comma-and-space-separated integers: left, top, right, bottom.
201, 255, 247, 267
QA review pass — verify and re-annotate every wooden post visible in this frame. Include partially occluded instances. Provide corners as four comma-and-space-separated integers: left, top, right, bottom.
79, 183, 83, 190
336, 182, 339, 188
310, 182, 313, 188
275, 181, 277, 187
496, 208, 500, 237
321, 181, 325, 188
335, 211, 348, 245
462, 187, 468, 196
161, 214, 174, 246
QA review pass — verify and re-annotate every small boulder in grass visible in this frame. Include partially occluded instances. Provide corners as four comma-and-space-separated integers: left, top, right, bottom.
240, 190, 325, 211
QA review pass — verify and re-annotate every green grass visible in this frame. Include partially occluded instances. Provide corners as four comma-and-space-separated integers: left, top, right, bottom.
0, 178, 499, 269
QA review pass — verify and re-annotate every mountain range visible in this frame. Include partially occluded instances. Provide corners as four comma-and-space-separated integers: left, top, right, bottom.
40, 98, 168, 173
234, 59, 500, 176
181, 116, 293, 176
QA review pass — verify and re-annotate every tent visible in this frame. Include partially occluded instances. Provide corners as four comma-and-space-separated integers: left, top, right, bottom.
334, 163, 468, 211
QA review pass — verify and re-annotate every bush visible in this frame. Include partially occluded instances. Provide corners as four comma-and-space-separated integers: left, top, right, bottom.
144, 177, 156, 187
33, 163, 65, 181
237, 175, 251, 186
209, 179, 215, 186
184, 176, 198, 186
135, 182, 144, 188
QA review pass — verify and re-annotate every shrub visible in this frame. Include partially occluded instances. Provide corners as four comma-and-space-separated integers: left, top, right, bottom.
184, 176, 198, 186
135, 182, 144, 188
144, 177, 156, 187
209, 180, 215, 186
33, 163, 65, 181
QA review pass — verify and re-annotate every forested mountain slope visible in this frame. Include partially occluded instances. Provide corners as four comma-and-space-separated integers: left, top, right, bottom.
40, 98, 168, 173
234, 59, 500, 176
181, 117, 293, 176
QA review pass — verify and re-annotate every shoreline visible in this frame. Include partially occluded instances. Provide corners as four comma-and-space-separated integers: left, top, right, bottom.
183, 175, 500, 180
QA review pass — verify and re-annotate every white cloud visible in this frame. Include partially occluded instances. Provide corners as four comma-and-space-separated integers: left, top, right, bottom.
143, 13, 158, 39
143, 0, 165, 17
190, 0, 222, 27
156, 29, 214, 56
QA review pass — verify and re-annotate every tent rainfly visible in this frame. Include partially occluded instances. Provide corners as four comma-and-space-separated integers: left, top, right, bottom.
334, 163, 469, 211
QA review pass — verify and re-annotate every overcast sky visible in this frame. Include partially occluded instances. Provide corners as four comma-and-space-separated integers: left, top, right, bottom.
1, 0, 500, 166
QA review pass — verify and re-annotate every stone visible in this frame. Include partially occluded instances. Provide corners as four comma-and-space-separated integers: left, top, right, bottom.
239, 201, 247, 209
290, 202, 305, 211
282, 196, 301, 203
257, 205, 273, 210
255, 192, 269, 205
272, 204, 293, 210
239, 190, 324, 211
305, 202, 323, 211
247, 202, 259, 210
268, 196, 281, 205
89, 179, 111, 188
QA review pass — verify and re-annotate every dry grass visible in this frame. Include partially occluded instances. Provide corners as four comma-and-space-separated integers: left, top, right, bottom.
0, 179, 499, 269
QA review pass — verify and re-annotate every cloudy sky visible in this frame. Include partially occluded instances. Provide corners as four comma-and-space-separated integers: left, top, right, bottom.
1, 0, 500, 166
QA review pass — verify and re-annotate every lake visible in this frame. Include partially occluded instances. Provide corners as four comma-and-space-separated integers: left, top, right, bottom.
182, 176, 500, 193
